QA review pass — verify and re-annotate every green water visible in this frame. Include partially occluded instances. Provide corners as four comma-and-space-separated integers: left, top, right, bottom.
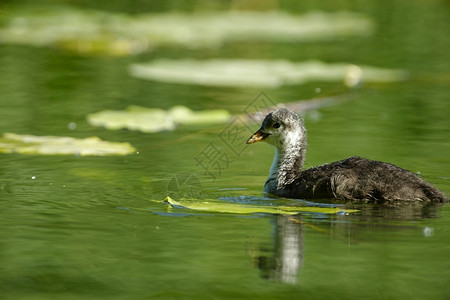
1, 1, 449, 299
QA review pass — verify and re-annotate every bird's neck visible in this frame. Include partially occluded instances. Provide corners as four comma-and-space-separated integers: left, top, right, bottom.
268, 141, 306, 189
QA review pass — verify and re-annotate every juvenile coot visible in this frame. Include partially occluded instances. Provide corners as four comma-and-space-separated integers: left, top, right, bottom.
246, 108, 448, 203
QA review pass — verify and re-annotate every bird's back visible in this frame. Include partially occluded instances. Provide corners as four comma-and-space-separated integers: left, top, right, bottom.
270, 156, 447, 203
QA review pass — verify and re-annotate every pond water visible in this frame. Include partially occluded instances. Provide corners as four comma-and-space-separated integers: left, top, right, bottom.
1, 1, 449, 299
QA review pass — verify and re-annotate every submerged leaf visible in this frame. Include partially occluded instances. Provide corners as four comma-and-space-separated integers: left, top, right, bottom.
87, 105, 231, 133
0, 7, 374, 55
129, 59, 408, 88
0, 133, 136, 156
163, 196, 358, 215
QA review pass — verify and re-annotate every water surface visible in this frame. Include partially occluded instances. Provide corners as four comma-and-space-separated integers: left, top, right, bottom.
0, 0, 449, 299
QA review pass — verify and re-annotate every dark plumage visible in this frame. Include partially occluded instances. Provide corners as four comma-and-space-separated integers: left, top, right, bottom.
247, 108, 448, 203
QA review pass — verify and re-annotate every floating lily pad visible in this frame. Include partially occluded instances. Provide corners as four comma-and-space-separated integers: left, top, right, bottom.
87, 106, 175, 133
129, 59, 408, 88
0, 7, 374, 55
87, 105, 231, 133
0, 133, 136, 156
163, 196, 359, 215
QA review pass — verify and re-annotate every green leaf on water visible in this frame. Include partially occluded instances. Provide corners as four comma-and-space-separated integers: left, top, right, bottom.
163, 196, 359, 215
0, 7, 374, 56
87, 106, 175, 133
87, 105, 231, 133
168, 106, 231, 125
0, 133, 136, 156
129, 59, 408, 88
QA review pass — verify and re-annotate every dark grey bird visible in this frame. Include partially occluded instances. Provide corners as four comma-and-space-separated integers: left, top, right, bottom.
246, 108, 448, 203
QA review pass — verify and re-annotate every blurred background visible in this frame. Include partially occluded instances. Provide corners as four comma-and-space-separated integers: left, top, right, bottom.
0, 0, 449, 299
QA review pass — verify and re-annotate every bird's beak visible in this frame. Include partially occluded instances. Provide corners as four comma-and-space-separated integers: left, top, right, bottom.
246, 128, 269, 144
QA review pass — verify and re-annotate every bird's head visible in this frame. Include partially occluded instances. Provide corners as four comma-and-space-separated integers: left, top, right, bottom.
246, 108, 306, 150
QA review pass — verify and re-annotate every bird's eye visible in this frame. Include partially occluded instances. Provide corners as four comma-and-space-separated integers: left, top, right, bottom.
273, 122, 281, 128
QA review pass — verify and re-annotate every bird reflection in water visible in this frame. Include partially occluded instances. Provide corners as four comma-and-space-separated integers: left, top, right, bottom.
251, 215, 303, 284
248, 201, 443, 284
